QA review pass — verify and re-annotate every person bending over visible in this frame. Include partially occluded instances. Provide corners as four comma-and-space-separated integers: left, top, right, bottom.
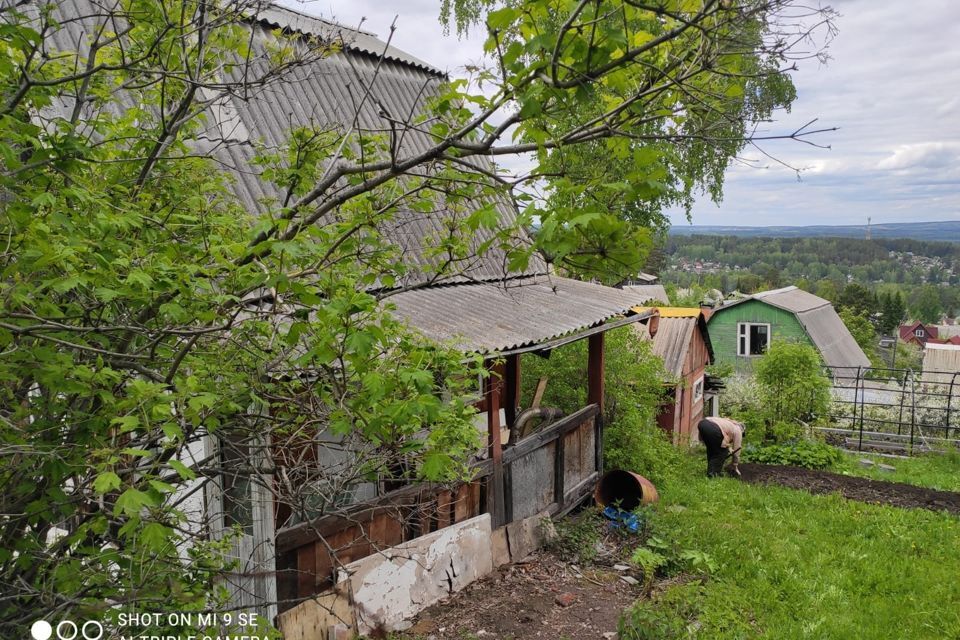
697, 417, 745, 478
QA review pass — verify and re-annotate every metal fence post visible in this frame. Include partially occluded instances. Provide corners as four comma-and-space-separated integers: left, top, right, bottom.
947, 373, 957, 440
850, 367, 860, 431
909, 370, 916, 454
856, 368, 865, 452
896, 372, 906, 437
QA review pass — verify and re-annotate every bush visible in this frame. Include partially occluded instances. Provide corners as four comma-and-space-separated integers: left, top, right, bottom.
754, 342, 831, 426
743, 438, 843, 470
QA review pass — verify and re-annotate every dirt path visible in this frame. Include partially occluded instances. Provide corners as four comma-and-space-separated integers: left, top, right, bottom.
395, 528, 642, 640
739, 463, 960, 515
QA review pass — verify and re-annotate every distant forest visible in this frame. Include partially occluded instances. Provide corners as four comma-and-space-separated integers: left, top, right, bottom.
660, 235, 960, 321
668, 220, 960, 242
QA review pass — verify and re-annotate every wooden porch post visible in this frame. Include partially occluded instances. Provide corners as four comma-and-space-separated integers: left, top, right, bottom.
588, 332, 605, 474
504, 353, 521, 430
485, 363, 506, 527
588, 333, 605, 413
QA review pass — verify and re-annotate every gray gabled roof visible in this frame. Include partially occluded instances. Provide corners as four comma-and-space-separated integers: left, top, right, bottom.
39, 0, 546, 290
213, 5, 544, 288
712, 286, 870, 370
37, 1, 657, 356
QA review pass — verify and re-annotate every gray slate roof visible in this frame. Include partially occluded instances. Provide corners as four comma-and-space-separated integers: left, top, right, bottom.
255, 4, 444, 76
37, 1, 649, 355
713, 286, 870, 370
387, 276, 654, 354
751, 286, 831, 313
647, 317, 697, 378
922, 343, 960, 385
621, 284, 669, 305
212, 6, 544, 287
39, 0, 545, 289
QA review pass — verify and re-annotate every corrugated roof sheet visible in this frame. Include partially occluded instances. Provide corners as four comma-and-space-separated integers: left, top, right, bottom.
386, 276, 654, 354
633, 308, 713, 377
211, 14, 546, 287
255, 4, 445, 76
633, 306, 700, 318
646, 317, 696, 377
752, 286, 831, 313
621, 284, 669, 304
40, 1, 547, 289
922, 343, 960, 385
795, 305, 871, 370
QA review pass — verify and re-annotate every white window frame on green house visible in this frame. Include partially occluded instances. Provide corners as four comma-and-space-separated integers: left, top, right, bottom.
737, 322, 771, 357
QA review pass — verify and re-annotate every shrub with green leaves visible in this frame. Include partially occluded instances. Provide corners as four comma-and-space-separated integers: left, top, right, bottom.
743, 438, 843, 470
754, 342, 831, 426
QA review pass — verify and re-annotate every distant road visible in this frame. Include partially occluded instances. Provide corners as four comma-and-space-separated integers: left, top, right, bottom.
670, 220, 960, 242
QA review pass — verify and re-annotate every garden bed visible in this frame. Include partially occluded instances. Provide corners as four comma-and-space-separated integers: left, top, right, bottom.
739, 463, 960, 515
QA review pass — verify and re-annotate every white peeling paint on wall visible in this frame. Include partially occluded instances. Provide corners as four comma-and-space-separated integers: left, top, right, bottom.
338, 514, 494, 635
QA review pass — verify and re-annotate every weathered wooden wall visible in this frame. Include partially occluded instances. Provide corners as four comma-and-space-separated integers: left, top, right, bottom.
274, 404, 601, 612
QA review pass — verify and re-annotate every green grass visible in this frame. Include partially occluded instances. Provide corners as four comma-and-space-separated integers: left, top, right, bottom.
832, 449, 960, 493
622, 455, 960, 639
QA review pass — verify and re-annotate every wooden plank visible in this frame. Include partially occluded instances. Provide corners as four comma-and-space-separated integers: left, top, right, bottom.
276, 465, 490, 553
486, 364, 506, 527
504, 354, 520, 430
508, 442, 555, 521
436, 490, 452, 529
453, 483, 472, 523
588, 333, 605, 414
531, 377, 548, 409
589, 331, 606, 473
369, 510, 404, 551
555, 430, 566, 510
296, 543, 316, 598
562, 426, 580, 494
555, 471, 600, 517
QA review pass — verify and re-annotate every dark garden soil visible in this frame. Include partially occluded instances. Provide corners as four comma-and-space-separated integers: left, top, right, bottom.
394, 525, 645, 640
739, 463, 960, 515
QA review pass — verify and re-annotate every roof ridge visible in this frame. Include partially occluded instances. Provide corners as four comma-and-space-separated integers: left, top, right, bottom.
256, 3, 446, 77
263, 3, 377, 36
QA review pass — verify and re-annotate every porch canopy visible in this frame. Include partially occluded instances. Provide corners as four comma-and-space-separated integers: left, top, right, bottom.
385, 275, 658, 357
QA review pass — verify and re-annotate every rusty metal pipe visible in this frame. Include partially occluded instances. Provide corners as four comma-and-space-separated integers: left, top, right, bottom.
510, 406, 564, 443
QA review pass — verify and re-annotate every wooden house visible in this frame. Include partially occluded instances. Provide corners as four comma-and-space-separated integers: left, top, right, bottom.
635, 307, 715, 445
899, 321, 939, 347
707, 286, 870, 378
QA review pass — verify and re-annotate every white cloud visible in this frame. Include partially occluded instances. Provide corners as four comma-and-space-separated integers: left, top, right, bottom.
877, 143, 960, 171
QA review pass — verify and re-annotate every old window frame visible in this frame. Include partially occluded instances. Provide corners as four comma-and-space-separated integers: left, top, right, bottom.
737, 322, 771, 357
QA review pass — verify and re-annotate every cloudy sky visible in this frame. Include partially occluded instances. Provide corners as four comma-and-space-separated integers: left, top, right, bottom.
280, 1, 960, 227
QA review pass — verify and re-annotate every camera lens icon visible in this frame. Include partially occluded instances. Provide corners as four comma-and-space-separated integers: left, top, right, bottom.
31, 620, 104, 640
31, 621, 53, 640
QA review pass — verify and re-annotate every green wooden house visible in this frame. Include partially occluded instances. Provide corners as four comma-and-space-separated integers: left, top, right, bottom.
707, 286, 870, 376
